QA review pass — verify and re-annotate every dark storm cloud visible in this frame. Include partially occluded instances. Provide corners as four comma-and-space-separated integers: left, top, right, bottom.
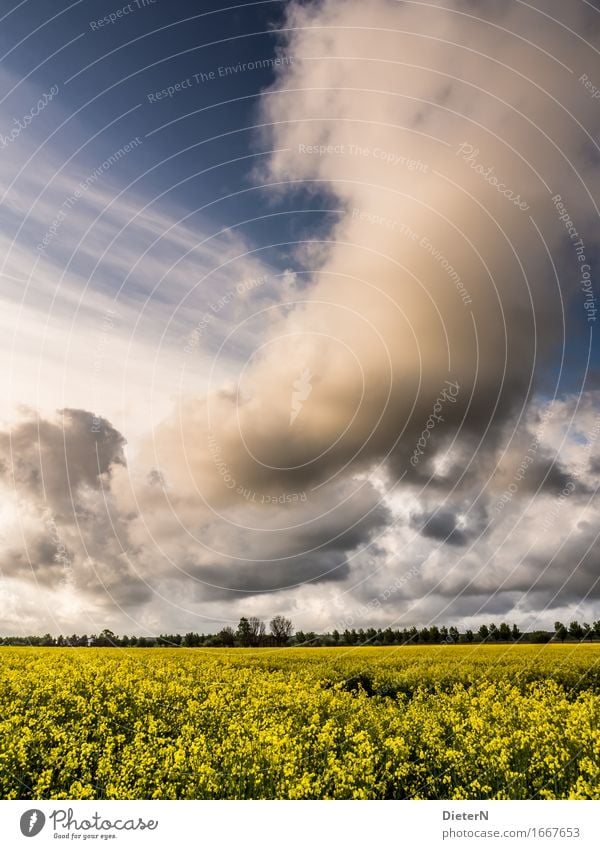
0, 408, 125, 509
169, 479, 392, 599
0, 409, 152, 609
518, 527, 600, 610
4, 534, 67, 584
411, 510, 470, 546
589, 457, 600, 476
187, 551, 352, 601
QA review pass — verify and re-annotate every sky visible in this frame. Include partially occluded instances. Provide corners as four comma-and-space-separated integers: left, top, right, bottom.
1, 0, 599, 637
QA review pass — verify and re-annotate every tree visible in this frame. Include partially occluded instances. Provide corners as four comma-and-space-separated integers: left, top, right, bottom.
465, 629, 474, 643
448, 626, 459, 643
270, 616, 294, 646
498, 622, 511, 641
511, 623, 521, 642
97, 629, 118, 647
217, 627, 235, 647
529, 630, 551, 643
569, 621, 584, 641
236, 618, 252, 647
478, 624, 489, 642
593, 621, 600, 641
157, 634, 182, 647
296, 630, 317, 646
383, 627, 395, 644
248, 617, 266, 647
554, 621, 567, 642
488, 623, 499, 641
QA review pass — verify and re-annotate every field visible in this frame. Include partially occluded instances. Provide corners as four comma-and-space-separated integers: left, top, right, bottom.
0, 645, 599, 800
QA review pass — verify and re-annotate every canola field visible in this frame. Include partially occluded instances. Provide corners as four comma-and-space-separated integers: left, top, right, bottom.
0, 644, 599, 800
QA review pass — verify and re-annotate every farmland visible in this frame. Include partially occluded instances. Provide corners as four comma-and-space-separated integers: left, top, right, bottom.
0, 645, 599, 800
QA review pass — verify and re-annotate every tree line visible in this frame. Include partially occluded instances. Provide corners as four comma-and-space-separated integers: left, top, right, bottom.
0, 618, 598, 647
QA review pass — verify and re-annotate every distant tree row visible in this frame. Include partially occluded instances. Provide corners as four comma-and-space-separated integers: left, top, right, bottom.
553, 621, 600, 642
0, 617, 295, 648
300, 623, 522, 646
1, 618, 598, 647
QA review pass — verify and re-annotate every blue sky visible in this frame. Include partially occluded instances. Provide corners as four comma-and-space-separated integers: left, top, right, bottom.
1, 0, 311, 255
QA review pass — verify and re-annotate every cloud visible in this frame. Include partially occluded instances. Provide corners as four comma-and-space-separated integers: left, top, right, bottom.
136, 0, 600, 517
411, 509, 470, 546
0, 409, 151, 624
0, 408, 125, 509
123, 0, 600, 605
